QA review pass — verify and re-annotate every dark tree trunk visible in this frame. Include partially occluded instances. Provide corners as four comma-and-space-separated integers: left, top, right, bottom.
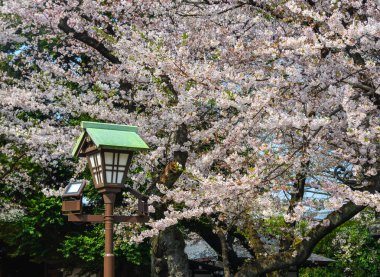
151, 226, 191, 277
217, 229, 232, 277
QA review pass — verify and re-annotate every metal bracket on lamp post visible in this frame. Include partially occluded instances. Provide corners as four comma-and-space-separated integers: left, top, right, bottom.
66, 187, 150, 224
64, 189, 149, 277
67, 214, 149, 223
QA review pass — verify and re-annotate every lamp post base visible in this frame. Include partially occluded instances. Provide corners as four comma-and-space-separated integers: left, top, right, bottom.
104, 254, 115, 277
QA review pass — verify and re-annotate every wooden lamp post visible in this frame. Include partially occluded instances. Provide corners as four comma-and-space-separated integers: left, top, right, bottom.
65, 121, 149, 277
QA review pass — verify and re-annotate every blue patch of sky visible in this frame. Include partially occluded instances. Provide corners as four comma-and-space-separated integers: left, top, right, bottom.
54, 112, 63, 121
6, 43, 28, 56
276, 175, 334, 220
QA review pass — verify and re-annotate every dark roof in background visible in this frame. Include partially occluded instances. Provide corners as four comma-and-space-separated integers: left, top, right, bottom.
185, 239, 335, 267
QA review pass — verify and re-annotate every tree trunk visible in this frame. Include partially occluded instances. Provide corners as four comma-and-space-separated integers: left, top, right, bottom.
217, 229, 232, 277
151, 226, 191, 277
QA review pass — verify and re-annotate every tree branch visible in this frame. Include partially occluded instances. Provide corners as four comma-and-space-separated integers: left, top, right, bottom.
0, 152, 26, 182
235, 201, 365, 276
184, 218, 222, 254
58, 17, 120, 64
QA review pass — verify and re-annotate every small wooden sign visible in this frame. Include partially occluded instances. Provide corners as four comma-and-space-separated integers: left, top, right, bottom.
62, 199, 82, 214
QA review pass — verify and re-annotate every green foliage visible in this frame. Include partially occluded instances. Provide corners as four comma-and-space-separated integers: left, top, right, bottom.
115, 239, 149, 266
298, 220, 309, 237
152, 74, 177, 104
260, 216, 288, 239
185, 79, 196, 91
224, 89, 235, 101
16, 110, 47, 123
1, 189, 150, 271
60, 225, 104, 264
181, 32, 189, 46
67, 113, 99, 127
93, 27, 117, 44
211, 49, 221, 60
301, 266, 341, 277
60, 224, 150, 270
37, 36, 62, 59
0, 147, 45, 198
0, 54, 21, 80
0, 195, 65, 261
300, 211, 380, 277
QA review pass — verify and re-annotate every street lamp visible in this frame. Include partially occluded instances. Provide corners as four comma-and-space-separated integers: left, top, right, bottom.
70, 121, 149, 277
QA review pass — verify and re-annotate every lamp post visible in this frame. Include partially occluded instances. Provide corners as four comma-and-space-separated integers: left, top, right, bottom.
67, 121, 149, 277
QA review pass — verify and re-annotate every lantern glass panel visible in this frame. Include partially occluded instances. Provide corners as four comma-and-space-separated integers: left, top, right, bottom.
119, 153, 129, 166
104, 152, 113, 164
104, 151, 129, 184
89, 152, 103, 185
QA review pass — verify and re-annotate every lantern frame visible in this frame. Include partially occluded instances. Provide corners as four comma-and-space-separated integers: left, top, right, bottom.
86, 148, 134, 191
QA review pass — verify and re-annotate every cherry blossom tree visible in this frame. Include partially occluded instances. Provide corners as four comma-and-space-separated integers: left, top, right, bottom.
0, 1, 379, 276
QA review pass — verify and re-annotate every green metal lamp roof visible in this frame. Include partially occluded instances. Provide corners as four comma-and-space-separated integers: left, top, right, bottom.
72, 121, 149, 157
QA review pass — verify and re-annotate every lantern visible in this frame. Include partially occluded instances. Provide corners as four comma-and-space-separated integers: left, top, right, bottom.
72, 121, 149, 192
